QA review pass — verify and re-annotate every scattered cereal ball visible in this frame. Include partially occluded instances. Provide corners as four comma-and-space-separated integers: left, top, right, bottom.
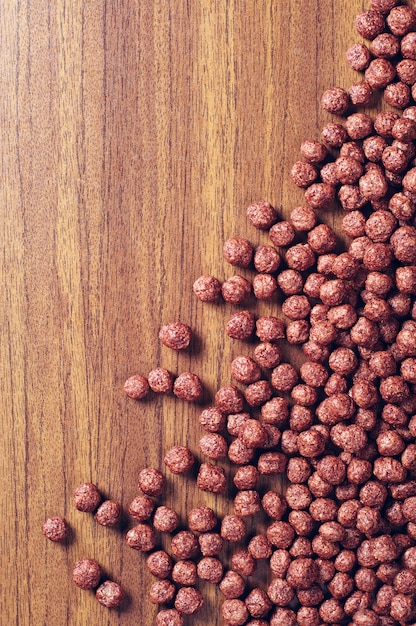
159, 321, 192, 350
155, 609, 184, 626
74, 482, 102, 513
124, 374, 150, 399
386, 5, 416, 36
254, 245, 281, 273
223, 237, 254, 267
164, 445, 195, 474
365, 58, 396, 89
197, 462, 227, 494
253, 273, 278, 300
197, 557, 224, 584
269, 221, 296, 247
300, 139, 328, 163
42, 517, 69, 542
199, 407, 226, 433
94, 500, 121, 527
187, 507, 217, 533
348, 81, 373, 106
173, 372, 203, 402
215, 385, 245, 414
346, 43, 371, 71
247, 200, 278, 230
193, 275, 222, 302
175, 587, 204, 616
222, 599, 249, 626
95, 581, 125, 608
231, 356, 262, 384
290, 160, 318, 188
356, 10, 385, 40
125, 524, 156, 551
321, 87, 350, 115
304, 182, 336, 210
128, 495, 155, 521
199, 433, 228, 459
148, 367, 174, 394
149, 580, 176, 605
222, 275, 252, 304
138, 467, 165, 496
226, 310, 255, 339
153, 506, 180, 533
72, 558, 101, 590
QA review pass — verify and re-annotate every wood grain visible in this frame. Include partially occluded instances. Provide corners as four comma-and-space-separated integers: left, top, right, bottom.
1, 1, 366, 624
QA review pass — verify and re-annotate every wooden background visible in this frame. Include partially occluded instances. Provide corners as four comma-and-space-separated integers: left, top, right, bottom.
1, 1, 367, 624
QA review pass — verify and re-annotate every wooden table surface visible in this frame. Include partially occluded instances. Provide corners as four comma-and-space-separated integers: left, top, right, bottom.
2, 1, 367, 624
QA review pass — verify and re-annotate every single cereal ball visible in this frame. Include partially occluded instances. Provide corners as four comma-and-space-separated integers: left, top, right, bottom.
346, 43, 371, 71
300, 139, 328, 163
371, 32, 400, 58
321, 87, 349, 115
245, 588, 273, 619
199, 433, 228, 460
221, 275, 252, 304
175, 587, 204, 616
146, 550, 173, 579
193, 275, 222, 302
197, 557, 223, 584
171, 531, 199, 560
94, 500, 121, 527
199, 407, 226, 433
74, 482, 102, 513
124, 374, 150, 399
153, 506, 179, 533
164, 446, 194, 474
126, 524, 156, 551
149, 580, 176, 605
290, 160, 318, 188
247, 200, 277, 229
286, 243, 315, 271
215, 385, 244, 414
387, 5, 416, 36
348, 81, 373, 107
197, 462, 227, 494
95, 580, 125, 608
222, 599, 249, 626
148, 367, 174, 394
173, 372, 203, 402
304, 182, 336, 210
187, 507, 216, 533
42, 517, 69, 542
365, 58, 396, 89
269, 221, 295, 247
226, 310, 255, 340
198, 532, 224, 557
223, 237, 253, 268
253, 273, 277, 300
138, 467, 165, 496
155, 610, 184, 626
356, 10, 385, 39
159, 321, 192, 350
254, 245, 281, 273
255, 316, 285, 342
128, 495, 155, 521
72, 558, 102, 590
171, 560, 197, 586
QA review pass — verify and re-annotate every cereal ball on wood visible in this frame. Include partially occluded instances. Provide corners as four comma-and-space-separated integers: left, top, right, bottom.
148, 367, 174, 394
128, 495, 155, 521
220, 515, 246, 542
365, 58, 396, 89
222, 275, 251, 304
300, 138, 328, 162
226, 310, 255, 340
197, 463, 227, 494
171, 531, 199, 561
253, 273, 277, 300
223, 237, 253, 268
124, 374, 150, 399
174, 587, 204, 616
348, 81, 373, 106
198, 532, 224, 557
247, 200, 277, 230
285, 243, 315, 271
95, 581, 125, 608
390, 594, 415, 623
199, 433, 228, 460
269, 221, 295, 247
231, 549, 257, 577
138, 467, 165, 496
173, 372, 203, 402
42, 517, 68, 542
346, 43, 371, 70
164, 445, 195, 475
290, 160, 318, 188
271, 363, 298, 392
155, 610, 184, 626
149, 580, 176, 605
146, 550, 173, 579
304, 182, 336, 210
371, 32, 400, 57
216, 385, 244, 414
126, 524, 156, 552
72, 558, 101, 590
356, 10, 385, 39
248, 535, 273, 560
245, 588, 272, 619
197, 556, 223, 584
199, 407, 226, 433
387, 5, 416, 36
321, 87, 349, 115
94, 500, 121, 527
290, 205, 317, 231
74, 482, 102, 513
152, 506, 179, 533
277, 269, 303, 295
267, 578, 295, 606
171, 560, 197, 586
254, 245, 280, 273
228, 438, 254, 465
219, 570, 246, 599
222, 599, 249, 626
345, 113, 373, 140
159, 321, 192, 350
187, 507, 217, 534
193, 274, 222, 302
234, 490, 261, 517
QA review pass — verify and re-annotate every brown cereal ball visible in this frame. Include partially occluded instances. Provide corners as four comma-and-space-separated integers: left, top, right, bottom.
228, 438, 255, 465
335, 156, 363, 185
174, 587, 204, 616
245, 589, 273, 619
124, 374, 150, 399
267, 577, 295, 606
303, 273, 327, 299
94, 500, 121, 527
155, 610, 184, 626
227, 412, 250, 436
239, 419, 268, 449
261, 491, 287, 521
266, 521, 295, 549
219, 570, 246, 599
321, 87, 349, 116
197, 463, 227, 495
401, 358, 416, 383
390, 225, 416, 264
216, 385, 244, 414
269, 549, 291, 577
365, 210, 397, 242
351, 380, 379, 408
316, 456, 346, 486
147, 550, 173, 579
402, 31, 416, 59
261, 397, 289, 426
257, 451, 287, 475
286, 458, 311, 484
346, 43, 371, 70
226, 310, 255, 340
345, 113, 373, 140
128, 495, 155, 522
290, 160, 318, 188
254, 342, 282, 369
42, 517, 69, 542
126, 524, 156, 552
149, 579, 176, 605
138, 468, 165, 497
371, 32, 400, 57
95, 581, 125, 608
164, 446, 195, 475
199, 433, 228, 460
170, 531, 199, 562
380, 376, 410, 404
396, 266, 416, 294
159, 322, 192, 351
231, 356, 262, 385
193, 274, 222, 302
255, 316, 285, 342
244, 380, 273, 407
359, 167, 388, 202
304, 182, 336, 211
320, 162, 339, 185
394, 569, 416, 594
298, 429, 326, 458
365, 58, 396, 89
282, 295, 311, 321
199, 407, 226, 433
387, 5, 416, 35
254, 245, 281, 273
288, 510, 315, 536
377, 430, 405, 456
223, 237, 254, 268
285, 484, 313, 510
324, 373, 348, 395
198, 532, 224, 557
290, 205, 317, 231
233, 465, 259, 490
231, 549, 257, 577
403, 497, 416, 523
363, 136, 386, 164
220, 515, 246, 543
290, 404, 314, 431
297, 607, 320, 626
222, 275, 252, 304
248, 535, 273, 560
342, 210, 366, 238
187, 507, 216, 534
269, 221, 295, 247
327, 571, 354, 599
285, 243, 315, 272
72, 558, 101, 590
348, 81, 373, 106
348, 459, 373, 486
151, 506, 179, 534
393, 117, 416, 145
300, 138, 328, 163
74, 482, 102, 513
349, 236, 372, 261
291, 385, 317, 407
148, 367, 174, 394
319, 279, 347, 307
340, 140, 366, 162
374, 111, 399, 138
327, 304, 357, 329
350, 317, 379, 348
252, 273, 277, 300
271, 363, 298, 392
270, 608, 297, 626
197, 556, 223, 584
365, 271, 393, 296
173, 372, 203, 402
277, 269, 303, 295
356, 9, 385, 39
247, 200, 277, 230
390, 594, 415, 623
222, 599, 249, 626
360, 481, 388, 509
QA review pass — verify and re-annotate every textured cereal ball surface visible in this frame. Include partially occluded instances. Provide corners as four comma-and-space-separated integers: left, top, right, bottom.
155, 610, 184, 626
123, 374, 150, 399
95, 581, 125, 608
174, 587, 204, 616
164, 445, 194, 474
148, 367, 174, 394
42, 517, 68, 542
74, 482, 102, 512
193, 275, 222, 302
159, 321, 192, 350
223, 237, 253, 267
94, 500, 121, 527
72, 558, 101, 590
138, 467, 165, 496
222, 599, 249, 626
173, 372, 203, 402
247, 200, 277, 229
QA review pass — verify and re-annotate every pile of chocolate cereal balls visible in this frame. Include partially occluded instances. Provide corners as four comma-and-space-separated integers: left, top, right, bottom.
44, 1, 416, 625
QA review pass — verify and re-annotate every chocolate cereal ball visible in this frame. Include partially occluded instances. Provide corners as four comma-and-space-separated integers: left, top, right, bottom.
222, 599, 249, 626
231, 549, 257, 577
153, 506, 179, 533
125, 524, 156, 552
199, 407, 226, 433
219, 570, 246, 599
221, 275, 252, 304
321, 87, 350, 115
173, 372, 203, 402
149, 580, 176, 605
171, 531, 199, 561
138, 467, 165, 496
188, 507, 217, 533
159, 321, 192, 350
356, 10, 385, 39
123, 374, 150, 399
197, 557, 223, 584
221, 515, 246, 542
254, 245, 281, 273
72, 558, 101, 590
226, 310, 255, 340
155, 610, 184, 626
42, 517, 68, 542
216, 385, 244, 414
146, 550, 173, 579
174, 587, 204, 616
346, 43, 371, 71
198, 532, 224, 556
255, 316, 285, 342
94, 500, 121, 527
247, 200, 277, 230
148, 367, 174, 394
193, 274, 222, 302
128, 495, 155, 521
164, 446, 195, 474
74, 482, 102, 513
95, 581, 125, 608
252, 273, 277, 300
197, 463, 227, 494
269, 221, 295, 247
172, 560, 197, 586
223, 237, 253, 268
